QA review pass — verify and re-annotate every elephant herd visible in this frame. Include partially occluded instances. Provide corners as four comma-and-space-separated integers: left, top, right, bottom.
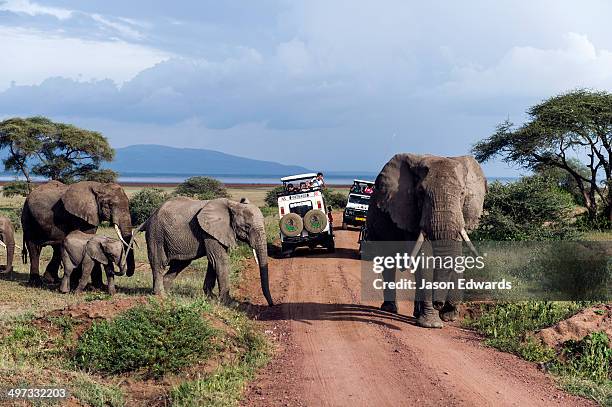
0, 180, 273, 306
0, 152, 486, 329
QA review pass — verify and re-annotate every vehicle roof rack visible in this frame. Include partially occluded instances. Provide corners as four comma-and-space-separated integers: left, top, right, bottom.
353, 179, 374, 185
281, 173, 318, 182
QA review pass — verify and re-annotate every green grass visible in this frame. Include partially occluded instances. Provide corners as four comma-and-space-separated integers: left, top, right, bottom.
71, 376, 126, 407
75, 301, 218, 377
169, 307, 270, 407
466, 302, 612, 405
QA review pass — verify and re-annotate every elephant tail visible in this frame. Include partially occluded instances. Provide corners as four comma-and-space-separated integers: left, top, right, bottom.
21, 241, 28, 264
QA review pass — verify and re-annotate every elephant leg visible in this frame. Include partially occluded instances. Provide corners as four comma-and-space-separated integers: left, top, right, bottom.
163, 259, 191, 291
105, 265, 116, 295
2, 238, 14, 273
203, 261, 217, 298
205, 239, 233, 305
415, 259, 443, 328
75, 258, 95, 294
42, 245, 62, 284
26, 241, 43, 285
151, 260, 165, 295
90, 263, 105, 290
60, 252, 73, 293
380, 266, 398, 313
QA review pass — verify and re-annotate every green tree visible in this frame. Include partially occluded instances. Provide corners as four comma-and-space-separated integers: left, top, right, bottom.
472, 176, 577, 241
473, 89, 612, 220
0, 116, 115, 189
129, 188, 169, 224
534, 158, 590, 206
265, 186, 285, 207
174, 176, 229, 200
2, 180, 30, 197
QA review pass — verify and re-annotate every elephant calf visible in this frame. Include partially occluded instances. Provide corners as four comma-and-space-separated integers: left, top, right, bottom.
0, 215, 15, 274
60, 231, 128, 295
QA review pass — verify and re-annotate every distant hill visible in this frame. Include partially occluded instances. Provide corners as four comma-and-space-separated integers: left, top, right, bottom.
108, 145, 310, 175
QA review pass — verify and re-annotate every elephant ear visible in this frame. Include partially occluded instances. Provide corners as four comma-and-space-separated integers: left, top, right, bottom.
373, 153, 421, 232
451, 156, 487, 231
196, 199, 237, 249
85, 238, 109, 265
61, 182, 99, 226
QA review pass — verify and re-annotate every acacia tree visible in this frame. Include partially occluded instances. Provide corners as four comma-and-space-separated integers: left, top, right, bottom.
473, 90, 612, 220
0, 117, 116, 191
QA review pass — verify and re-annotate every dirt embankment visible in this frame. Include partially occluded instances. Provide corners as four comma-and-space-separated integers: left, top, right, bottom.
238, 219, 595, 407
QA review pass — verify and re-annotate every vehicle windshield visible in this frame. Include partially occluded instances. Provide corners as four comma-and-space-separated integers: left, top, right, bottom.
348, 194, 371, 205
349, 182, 374, 195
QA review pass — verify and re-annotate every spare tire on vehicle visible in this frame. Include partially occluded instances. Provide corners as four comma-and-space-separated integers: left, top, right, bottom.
279, 213, 303, 237
303, 209, 328, 234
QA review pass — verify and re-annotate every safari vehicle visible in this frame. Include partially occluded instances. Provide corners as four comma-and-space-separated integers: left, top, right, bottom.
342, 179, 374, 229
277, 173, 335, 256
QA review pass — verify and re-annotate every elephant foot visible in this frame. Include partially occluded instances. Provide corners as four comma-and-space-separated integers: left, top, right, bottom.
28, 274, 43, 287
0, 265, 12, 274
416, 312, 444, 328
107, 286, 117, 296
439, 302, 459, 322
380, 301, 398, 313
41, 271, 60, 284
59, 280, 70, 294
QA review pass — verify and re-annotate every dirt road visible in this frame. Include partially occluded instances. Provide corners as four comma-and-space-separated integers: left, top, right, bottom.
241, 221, 593, 407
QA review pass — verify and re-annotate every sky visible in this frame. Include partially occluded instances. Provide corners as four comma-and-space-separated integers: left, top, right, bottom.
2, 1, 612, 176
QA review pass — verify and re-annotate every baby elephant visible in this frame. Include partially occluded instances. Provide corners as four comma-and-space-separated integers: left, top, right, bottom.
60, 231, 128, 295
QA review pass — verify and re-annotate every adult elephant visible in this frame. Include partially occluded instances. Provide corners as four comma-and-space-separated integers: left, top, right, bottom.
141, 197, 273, 306
366, 153, 486, 328
21, 181, 135, 285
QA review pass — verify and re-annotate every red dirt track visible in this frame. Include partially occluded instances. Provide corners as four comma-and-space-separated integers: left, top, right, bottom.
240, 217, 594, 407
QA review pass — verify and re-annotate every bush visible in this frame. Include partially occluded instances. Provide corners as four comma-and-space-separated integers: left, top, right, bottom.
264, 186, 285, 207
473, 176, 578, 241
555, 332, 612, 383
74, 302, 217, 377
80, 169, 118, 183
2, 181, 30, 197
129, 188, 169, 225
323, 189, 347, 209
0, 208, 21, 230
175, 176, 229, 200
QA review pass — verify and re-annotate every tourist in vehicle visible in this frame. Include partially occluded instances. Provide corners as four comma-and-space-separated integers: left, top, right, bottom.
299, 182, 308, 190
364, 185, 373, 194
287, 183, 296, 192
311, 172, 325, 188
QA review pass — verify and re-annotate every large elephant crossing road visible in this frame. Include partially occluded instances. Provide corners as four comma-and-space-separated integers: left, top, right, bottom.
240, 218, 593, 407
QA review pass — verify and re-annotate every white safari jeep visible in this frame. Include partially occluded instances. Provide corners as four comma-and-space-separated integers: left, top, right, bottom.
277, 173, 335, 257
342, 179, 374, 229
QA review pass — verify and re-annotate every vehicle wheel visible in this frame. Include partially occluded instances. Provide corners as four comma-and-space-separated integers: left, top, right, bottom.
279, 213, 303, 237
342, 222, 347, 230
303, 209, 328, 234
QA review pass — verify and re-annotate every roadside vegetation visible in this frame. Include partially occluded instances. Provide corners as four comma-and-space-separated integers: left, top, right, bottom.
0, 182, 273, 406
469, 89, 612, 405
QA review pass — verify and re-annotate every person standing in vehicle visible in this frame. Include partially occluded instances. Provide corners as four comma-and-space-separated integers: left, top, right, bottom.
311, 172, 325, 188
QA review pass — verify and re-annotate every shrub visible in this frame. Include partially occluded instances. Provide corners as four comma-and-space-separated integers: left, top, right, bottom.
264, 186, 285, 207
74, 302, 217, 377
2, 181, 29, 197
473, 176, 578, 241
80, 169, 118, 183
129, 188, 169, 224
175, 176, 229, 199
323, 189, 347, 209
0, 207, 21, 230
555, 331, 612, 383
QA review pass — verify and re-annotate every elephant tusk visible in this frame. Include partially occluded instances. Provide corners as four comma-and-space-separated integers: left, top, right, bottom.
114, 224, 129, 247
0, 241, 5, 248
252, 249, 259, 266
460, 228, 480, 257
403, 230, 425, 272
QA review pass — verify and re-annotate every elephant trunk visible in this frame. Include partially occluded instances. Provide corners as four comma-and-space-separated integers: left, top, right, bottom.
250, 229, 274, 306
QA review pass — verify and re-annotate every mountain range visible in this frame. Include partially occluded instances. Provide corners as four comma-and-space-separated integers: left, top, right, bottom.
108, 145, 310, 175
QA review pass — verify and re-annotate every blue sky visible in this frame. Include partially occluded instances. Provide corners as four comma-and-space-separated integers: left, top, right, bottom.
2, 1, 612, 176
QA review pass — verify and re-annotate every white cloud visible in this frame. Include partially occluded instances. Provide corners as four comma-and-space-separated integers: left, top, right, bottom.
0, 27, 170, 90
441, 33, 612, 100
0, 0, 72, 19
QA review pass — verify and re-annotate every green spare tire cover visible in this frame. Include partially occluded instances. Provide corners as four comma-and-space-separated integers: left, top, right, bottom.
280, 213, 303, 237
303, 209, 328, 234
